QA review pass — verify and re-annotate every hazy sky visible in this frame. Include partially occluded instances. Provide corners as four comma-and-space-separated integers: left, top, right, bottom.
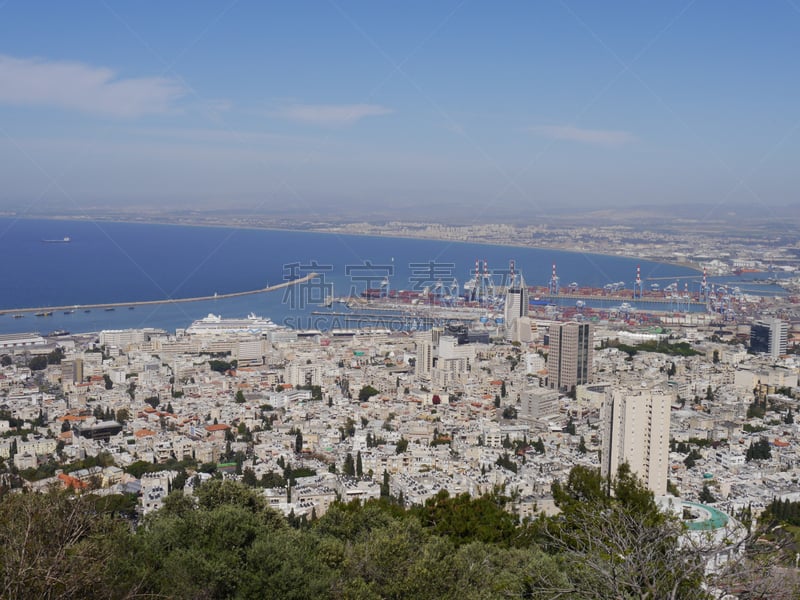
0, 1, 798, 218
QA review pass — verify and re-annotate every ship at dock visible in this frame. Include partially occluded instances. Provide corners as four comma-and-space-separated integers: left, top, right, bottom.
186, 313, 280, 335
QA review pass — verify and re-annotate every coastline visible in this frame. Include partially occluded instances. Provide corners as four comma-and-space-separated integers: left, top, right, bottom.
10, 213, 704, 273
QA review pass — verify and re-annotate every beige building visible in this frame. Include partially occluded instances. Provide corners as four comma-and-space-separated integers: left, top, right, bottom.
547, 322, 594, 392
601, 389, 671, 496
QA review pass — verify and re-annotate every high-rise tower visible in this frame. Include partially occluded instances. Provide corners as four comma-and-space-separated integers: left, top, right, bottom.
750, 318, 788, 358
504, 269, 529, 324
601, 389, 671, 496
547, 321, 593, 392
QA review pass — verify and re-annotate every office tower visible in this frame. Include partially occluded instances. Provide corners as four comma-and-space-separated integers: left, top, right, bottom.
750, 318, 788, 358
601, 389, 671, 496
504, 273, 529, 324
547, 322, 593, 392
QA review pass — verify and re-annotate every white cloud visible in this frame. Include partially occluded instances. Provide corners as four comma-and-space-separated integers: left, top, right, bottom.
274, 103, 392, 125
0, 54, 185, 117
531, 124, 636, 146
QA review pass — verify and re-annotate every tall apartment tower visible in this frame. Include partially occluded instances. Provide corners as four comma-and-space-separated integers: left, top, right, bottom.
750, 318, 788, 358
601, 389, 671, 496
504, 273, 529, 324
415, 327, 443, 379
547, 322, 593, 392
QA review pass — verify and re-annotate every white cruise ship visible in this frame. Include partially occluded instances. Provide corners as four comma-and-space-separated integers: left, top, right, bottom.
186, 313, 279, 335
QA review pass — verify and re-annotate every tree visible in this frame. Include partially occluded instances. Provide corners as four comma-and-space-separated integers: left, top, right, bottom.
235, 390, 246, 403
0, 489, 124, 599
500, 380, 507, 398
396, 437, 408, 454
295, 431, 303, 454
356, 451, 363, 477
577, 436, 587, 454
0, 355, 11, 367
47, 347, 65, 365
547, 465, 708, 599
29, 355, 48, 371
502, 406, 517, 420
343, 453, 355, 477
683, 449, 702, 469
380, 470, 390, 498
746, 438, 772, 462
698, 483, 716, 504
358, 385, 379, 402
785, 408, 794, 425
495, 452, 517, 473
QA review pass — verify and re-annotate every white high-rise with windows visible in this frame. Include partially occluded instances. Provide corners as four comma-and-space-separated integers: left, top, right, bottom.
601, 389, 671, 496
750, 318, 788, 358
504, 273, 529, 324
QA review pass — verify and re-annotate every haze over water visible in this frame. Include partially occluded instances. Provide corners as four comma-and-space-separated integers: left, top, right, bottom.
0, 218, 700, 335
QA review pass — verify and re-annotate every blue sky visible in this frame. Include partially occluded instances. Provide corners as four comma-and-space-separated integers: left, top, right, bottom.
0, 1, 798, 217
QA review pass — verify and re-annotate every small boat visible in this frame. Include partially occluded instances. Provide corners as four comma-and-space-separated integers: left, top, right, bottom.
104, 308, 115, 312
42, 236, 71, 243
35, 311, 53, 317
12, 314, 24, 319
128, 306, 135, 310
63, 310, 75, 314
84, 309, 91, 313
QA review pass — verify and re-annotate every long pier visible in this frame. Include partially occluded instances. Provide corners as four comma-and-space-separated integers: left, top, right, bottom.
0, 273, 318, 316
540, 292, 708, 306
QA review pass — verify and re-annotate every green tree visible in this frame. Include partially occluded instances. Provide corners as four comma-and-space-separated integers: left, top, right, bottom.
356, 451, 363, 478
547, 464, 707, 599
28, 355, 48, 371
746, 438, 772, 461
343, 453, 356, 477
358, 385, 379, 402
699, 483, 716, 504
295, 430, 303, 454
235, 390, 246, 403
396, 437, 409, 454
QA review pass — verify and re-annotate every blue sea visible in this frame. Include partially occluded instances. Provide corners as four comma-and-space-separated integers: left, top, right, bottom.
0, 217, 756, 335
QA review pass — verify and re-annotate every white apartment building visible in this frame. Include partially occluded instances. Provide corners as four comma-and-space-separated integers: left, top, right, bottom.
601, 389, 671, 496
